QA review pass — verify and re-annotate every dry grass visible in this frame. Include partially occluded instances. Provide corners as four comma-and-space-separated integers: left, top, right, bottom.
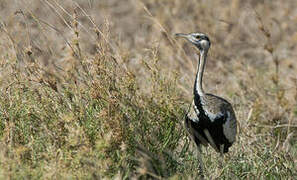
0, 0, 296, 179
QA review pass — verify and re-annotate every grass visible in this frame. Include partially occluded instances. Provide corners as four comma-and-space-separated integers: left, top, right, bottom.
0, 0, 296, 179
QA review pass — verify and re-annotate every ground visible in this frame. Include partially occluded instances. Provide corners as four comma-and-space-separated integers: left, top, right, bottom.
0, 0, 296, 179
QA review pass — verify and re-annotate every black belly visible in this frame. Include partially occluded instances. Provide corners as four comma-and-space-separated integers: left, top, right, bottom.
185, 115, 232, 153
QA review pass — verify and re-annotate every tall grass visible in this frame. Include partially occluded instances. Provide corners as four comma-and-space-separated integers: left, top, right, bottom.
0, 0, 296, 179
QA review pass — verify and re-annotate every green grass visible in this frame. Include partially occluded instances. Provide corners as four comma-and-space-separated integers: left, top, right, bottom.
0, 0, 296, 179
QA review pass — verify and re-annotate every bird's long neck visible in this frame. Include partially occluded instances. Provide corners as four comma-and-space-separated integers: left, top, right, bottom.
194, 50, 207, 97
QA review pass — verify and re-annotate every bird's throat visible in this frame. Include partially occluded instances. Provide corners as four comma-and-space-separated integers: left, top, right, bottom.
194, 50, 207, 97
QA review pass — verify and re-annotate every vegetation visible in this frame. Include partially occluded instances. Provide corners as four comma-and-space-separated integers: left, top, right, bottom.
0, 0, 296, 179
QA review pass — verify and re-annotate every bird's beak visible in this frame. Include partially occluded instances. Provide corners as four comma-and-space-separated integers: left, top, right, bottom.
175, 33, 190, 39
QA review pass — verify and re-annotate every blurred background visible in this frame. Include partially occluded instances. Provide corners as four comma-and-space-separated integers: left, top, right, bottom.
0, 0, 296, 179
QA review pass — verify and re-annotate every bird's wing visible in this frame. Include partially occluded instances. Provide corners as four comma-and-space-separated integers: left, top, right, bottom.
186, 100, 199, 123
201, 94, 226, 122
203, 107, 237, 145
203, 108, 225, 122
185, 116, 209, 147
203, 94, 237, 143
202, 94, 233, 122
185, 101, 209, 146
222, 110, 237, 143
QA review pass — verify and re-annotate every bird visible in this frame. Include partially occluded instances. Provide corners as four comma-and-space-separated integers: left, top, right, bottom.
175, 32, 237, 174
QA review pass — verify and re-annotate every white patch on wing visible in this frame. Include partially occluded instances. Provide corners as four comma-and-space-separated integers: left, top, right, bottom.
194, 105, 200, 116
204, 109, 224, 122
187, 102, 200, 123
189, 114, 199, 123
223, 111, 236, 143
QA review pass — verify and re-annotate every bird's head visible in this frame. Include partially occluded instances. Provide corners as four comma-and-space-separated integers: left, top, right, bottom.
175, 32, 211, 52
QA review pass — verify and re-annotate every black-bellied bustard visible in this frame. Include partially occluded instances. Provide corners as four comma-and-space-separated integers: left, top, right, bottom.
176, 32, 237, 174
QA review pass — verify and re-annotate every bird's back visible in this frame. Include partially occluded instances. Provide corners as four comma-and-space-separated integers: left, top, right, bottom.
185, 94, 237, 153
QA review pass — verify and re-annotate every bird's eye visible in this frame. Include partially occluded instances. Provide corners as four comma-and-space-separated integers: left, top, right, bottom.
195, 35, 201, 39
